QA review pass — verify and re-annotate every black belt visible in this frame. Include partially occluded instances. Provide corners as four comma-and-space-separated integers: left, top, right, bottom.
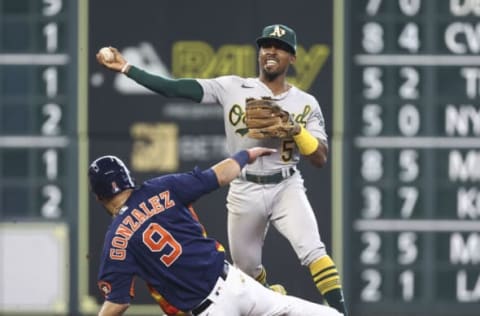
191, 262, 230, 316
245, 168, 295, 184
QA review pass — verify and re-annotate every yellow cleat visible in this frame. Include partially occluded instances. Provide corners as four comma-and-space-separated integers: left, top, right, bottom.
269, 284, 287, 295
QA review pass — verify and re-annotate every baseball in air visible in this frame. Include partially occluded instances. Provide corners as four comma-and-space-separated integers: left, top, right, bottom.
99, 47, 114, 62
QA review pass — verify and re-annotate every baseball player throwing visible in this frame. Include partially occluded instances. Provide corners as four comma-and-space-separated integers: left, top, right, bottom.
89, 148, 343, 316
97, 24, 348, 315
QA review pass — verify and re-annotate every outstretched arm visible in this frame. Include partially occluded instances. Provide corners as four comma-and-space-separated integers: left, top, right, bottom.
96, 46, 203, 102
212, 148, 276, 186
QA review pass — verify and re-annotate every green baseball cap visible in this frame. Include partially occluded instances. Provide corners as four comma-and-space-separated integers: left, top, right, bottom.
256, 24, 297, 54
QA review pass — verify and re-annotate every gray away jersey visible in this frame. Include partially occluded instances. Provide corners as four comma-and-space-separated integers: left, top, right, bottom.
197, 75, 327, 173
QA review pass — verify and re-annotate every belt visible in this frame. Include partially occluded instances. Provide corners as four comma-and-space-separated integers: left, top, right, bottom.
191, 262, 229, 316
245, 168, 295, 184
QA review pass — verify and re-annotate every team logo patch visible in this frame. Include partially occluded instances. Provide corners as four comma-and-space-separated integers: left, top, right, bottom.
111, 181, 120, 193
98, 281, 112, 297
269, 25, 286, 37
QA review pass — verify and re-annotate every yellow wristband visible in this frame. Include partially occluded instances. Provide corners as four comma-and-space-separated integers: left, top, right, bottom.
292, 126, 319, 155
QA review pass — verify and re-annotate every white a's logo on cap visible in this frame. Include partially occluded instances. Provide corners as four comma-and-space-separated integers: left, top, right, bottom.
269, 25, 286, 37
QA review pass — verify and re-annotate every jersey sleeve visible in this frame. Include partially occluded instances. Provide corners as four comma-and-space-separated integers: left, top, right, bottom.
196, 76, 238, 105
97, 239, 137, 304
305, 97, 328, 143
98, 270, 135, 304
154, 167, 219, 205
127, 66, 203, 101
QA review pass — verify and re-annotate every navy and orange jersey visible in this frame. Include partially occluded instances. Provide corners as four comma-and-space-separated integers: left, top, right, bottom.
96, 167, 226, 311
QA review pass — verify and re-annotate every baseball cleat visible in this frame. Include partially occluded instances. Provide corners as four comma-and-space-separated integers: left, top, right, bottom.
269, 284, 287, 295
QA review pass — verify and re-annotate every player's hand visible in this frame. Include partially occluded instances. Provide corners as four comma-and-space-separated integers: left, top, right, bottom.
96, 46, 128, 73
246, 147, 277, 163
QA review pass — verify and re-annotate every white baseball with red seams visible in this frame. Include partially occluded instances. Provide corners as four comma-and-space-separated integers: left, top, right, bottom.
197, 75, 330, 278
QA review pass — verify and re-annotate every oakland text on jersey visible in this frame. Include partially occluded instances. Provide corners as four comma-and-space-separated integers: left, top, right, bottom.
109, 190, 176, 260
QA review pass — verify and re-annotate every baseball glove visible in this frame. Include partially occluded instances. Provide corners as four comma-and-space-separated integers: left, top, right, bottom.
245, 97, 297, 139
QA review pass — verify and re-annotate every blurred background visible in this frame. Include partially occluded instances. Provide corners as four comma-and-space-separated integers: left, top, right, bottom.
0, 0, 479, 315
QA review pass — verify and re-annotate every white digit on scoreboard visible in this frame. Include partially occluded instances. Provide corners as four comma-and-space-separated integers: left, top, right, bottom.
363, 104, 383, 136
398, 150, 419, 182
43, 0, 62, 16
43, 149, 58, 181
362, 186, 382, 218
399, 67, 419, 100
361, 269, 382, 301
363, 67, 383, 99
398, 232, 418, 265
399, 269, 415, 301
43, 66, 58, 98
397, 186, 419, 218
41, 103, 62, 135
41, 184, 62, 218
361, 232, 382, 264
361, 149, 384, 182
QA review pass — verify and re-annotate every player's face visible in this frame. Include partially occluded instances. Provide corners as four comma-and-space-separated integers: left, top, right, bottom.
258, 40, 295, 79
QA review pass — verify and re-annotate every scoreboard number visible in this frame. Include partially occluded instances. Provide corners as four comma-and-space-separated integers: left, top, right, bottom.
0, 0, 76, 220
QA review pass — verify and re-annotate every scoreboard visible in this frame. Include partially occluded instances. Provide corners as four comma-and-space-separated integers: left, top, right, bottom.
0, 1, 80, 314
342, 1, 480, 315
0, 0, 78, 220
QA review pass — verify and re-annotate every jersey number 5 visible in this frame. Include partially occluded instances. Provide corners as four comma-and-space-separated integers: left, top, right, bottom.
143, 223, 182, 266
282, 140, 295, 162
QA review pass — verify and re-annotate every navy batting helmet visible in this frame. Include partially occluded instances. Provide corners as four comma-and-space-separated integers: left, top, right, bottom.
88, 155, 135, 199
